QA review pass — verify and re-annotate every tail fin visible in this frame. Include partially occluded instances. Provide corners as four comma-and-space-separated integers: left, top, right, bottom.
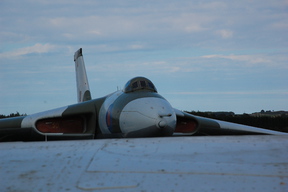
74, 48, 92, 103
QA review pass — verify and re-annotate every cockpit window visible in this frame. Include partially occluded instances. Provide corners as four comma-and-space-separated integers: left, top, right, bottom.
132, 82, 138, 89
124, 77, 158, 93
140, 81, 146, 87
148, 82, 155, 90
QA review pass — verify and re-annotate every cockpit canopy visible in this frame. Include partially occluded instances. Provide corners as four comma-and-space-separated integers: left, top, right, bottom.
124, 77, 158, 93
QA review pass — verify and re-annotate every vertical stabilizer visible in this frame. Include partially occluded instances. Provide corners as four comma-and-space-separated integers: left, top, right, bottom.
74, 48, 92, 103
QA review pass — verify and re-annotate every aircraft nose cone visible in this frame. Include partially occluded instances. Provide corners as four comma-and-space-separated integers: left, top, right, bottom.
119, 97, 176, 137
157, 112, 175, 136
158, 120, 167, 128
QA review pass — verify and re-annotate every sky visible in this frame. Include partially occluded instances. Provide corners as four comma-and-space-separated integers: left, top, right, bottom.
0, 0, 288, 115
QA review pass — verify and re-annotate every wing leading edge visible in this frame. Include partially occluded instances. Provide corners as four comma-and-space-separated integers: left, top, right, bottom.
0, 97, 107, 141
174, 109, 288, 136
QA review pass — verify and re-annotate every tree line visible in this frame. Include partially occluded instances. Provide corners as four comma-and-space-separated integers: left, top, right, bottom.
0, 112, 27, 119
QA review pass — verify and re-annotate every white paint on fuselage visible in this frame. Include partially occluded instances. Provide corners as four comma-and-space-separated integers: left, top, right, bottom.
119, 97, 176, 134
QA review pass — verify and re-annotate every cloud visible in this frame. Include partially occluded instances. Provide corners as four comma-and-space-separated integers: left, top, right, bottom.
272, 21, 288, 30
1, 0, 286, 52
168, 90, 288, 95
215, 29, 233, 39
0, 43, 56, 58
202, 54, 271, 64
